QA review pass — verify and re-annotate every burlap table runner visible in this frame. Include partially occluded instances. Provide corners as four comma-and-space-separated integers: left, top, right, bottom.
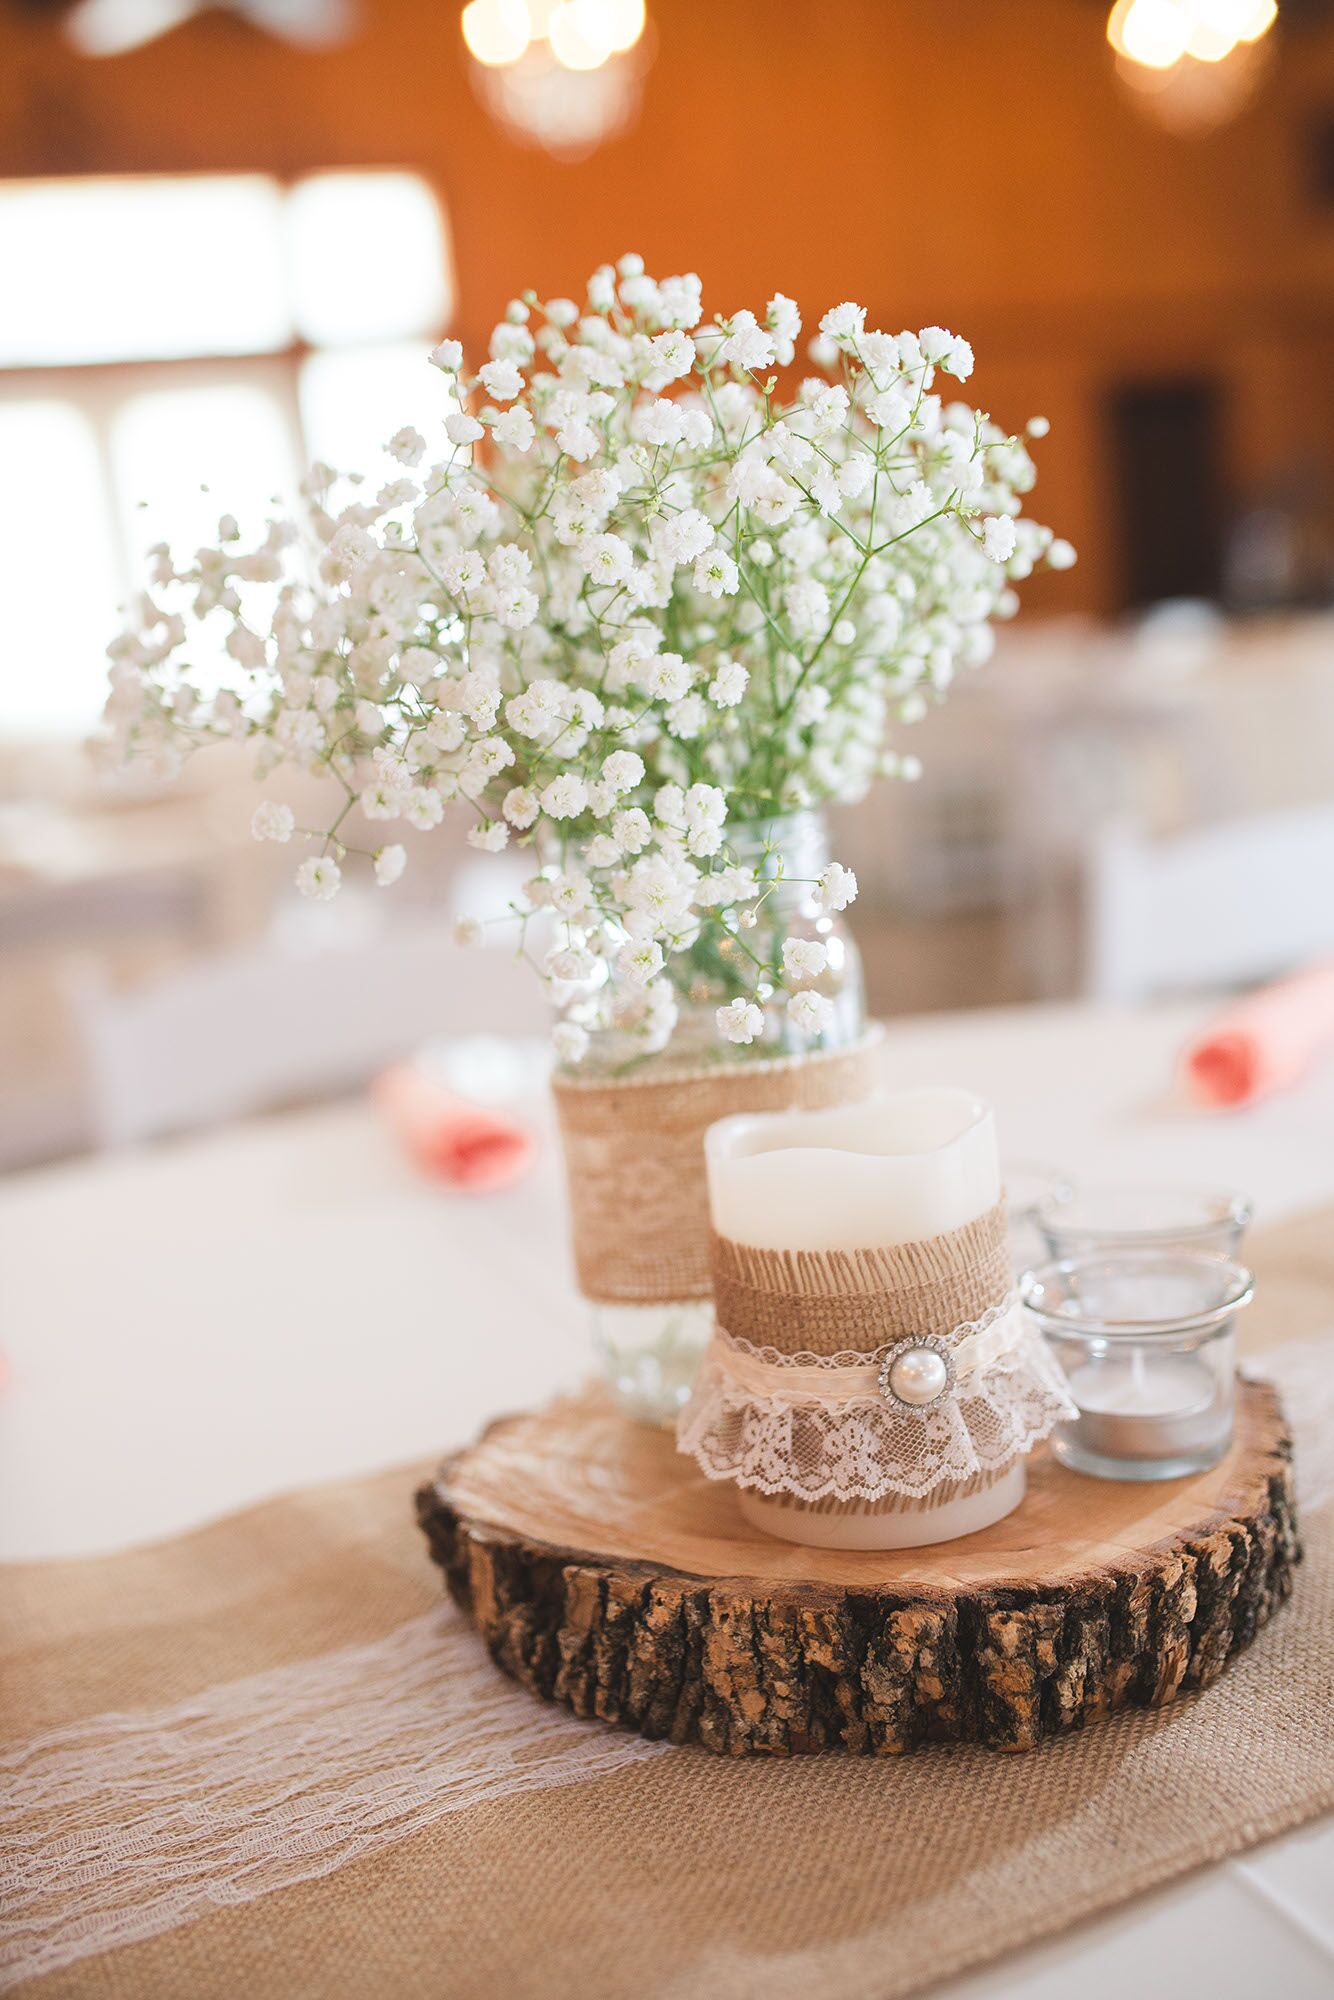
4, 1206, 1334, 2000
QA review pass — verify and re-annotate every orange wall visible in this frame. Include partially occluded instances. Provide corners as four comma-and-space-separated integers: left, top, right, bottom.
4, 0, 1333, 612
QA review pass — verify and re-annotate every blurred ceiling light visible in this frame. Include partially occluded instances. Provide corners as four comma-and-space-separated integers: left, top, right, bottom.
1108, 0, 1277, 66
547, 2, 609, 70
1107, 0, 1278, 128
1108, 0, 1192, 67
461, 0, 531, 65
549, 0, 646, 66
461, 0, 650, 155
64, 0, 356, 55
1181, 0, 1277, 58
1191, 0, 1278, 39
65, 0, 197, 56
599, 0, 647, 52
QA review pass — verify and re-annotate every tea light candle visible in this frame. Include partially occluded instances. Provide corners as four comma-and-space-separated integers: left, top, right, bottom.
701, 1088, 1028, 1549
1063, 1349, 1226, 1462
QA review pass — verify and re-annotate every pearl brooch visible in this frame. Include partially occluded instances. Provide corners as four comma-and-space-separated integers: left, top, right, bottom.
878, 1335, 955, 1414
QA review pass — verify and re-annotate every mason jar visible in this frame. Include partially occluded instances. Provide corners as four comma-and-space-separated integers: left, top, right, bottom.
555, 809, 867, 1425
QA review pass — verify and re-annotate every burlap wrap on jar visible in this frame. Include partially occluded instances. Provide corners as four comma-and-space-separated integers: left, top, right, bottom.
550, 1027, 885, 1306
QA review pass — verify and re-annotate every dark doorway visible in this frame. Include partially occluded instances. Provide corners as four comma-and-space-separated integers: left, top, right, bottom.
1105, 379, 1226, 610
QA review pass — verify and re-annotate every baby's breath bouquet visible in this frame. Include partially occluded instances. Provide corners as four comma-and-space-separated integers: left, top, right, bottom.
105, 255, 1072, 1069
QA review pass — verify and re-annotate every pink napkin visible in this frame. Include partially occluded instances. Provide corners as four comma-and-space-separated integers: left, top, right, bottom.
1184, 962, 1334, 1108
373, 1065, 537, 1190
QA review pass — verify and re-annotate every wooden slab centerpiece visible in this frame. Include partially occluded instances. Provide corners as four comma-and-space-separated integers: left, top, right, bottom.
416, 1376, 1297, 1756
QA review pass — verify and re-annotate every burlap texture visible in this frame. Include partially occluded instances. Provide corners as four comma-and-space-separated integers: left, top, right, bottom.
551, 1028, 885, 1304
711, 1199, 1010, 1355
697, 1202, 1030, 1513
4, 1205, 1333, 2000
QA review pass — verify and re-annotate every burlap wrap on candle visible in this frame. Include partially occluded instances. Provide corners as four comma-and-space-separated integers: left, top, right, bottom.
550, 1026, 884, 1305
711, 1199, 1012, 1356
677, 1199, 1076, 1507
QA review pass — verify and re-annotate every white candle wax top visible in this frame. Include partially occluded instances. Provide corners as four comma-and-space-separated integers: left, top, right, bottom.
705, 1087, 1000, 1252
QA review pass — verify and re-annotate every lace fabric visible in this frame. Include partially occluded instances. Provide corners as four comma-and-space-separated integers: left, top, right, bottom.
677, 1322, 1077, 1502
0, 1607, 668, 1990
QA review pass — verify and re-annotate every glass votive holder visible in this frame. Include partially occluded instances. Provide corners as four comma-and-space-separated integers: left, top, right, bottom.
1004, 1160, 1076, 1274
1021, 1251, 1254, 1482
1035, 1185, 1252, 1263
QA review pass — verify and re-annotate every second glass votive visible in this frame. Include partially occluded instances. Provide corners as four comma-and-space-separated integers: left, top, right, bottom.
1004, 1160, 1076, 1274
1035, 1185, 1251, 1263
1022, 1250, 1254, 1482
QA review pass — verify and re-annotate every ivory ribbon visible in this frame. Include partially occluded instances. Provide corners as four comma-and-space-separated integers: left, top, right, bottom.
551, 1027, 885, 1305
714, 1293, 1025, 1405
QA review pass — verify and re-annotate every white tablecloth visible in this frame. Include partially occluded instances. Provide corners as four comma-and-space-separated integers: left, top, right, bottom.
2, 1000, 1331, 1998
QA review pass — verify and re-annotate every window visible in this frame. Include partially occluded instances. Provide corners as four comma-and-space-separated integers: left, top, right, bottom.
0, 172, 456, 736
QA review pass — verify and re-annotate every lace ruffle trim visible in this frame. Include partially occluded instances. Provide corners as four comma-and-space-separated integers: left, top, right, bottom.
676, 1326, 1077, 1502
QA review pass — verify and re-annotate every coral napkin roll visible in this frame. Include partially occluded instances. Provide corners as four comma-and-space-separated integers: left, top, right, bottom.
1185, 962, 1334, 1108
373, 1066, 537, 1190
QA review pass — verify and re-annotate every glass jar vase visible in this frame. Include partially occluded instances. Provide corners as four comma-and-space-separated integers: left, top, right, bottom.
554, 809, 868, 1426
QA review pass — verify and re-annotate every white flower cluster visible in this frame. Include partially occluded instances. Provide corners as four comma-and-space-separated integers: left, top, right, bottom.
104, 256, 1071, 1062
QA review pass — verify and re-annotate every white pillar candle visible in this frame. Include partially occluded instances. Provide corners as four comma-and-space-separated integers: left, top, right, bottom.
703, 1088, 1024, 1551
705, 1088, 1001, 1252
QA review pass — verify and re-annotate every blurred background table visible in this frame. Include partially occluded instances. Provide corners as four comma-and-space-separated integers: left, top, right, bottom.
2, 998, 1331, 1998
